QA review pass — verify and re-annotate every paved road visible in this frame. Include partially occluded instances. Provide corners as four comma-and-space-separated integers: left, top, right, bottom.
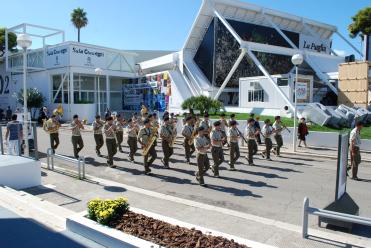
34, 127, 371, 229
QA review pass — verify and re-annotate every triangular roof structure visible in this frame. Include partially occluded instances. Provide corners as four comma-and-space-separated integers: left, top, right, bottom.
183, 0, 337, 53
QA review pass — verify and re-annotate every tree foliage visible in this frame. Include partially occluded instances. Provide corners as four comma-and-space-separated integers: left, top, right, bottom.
181, 95, 223, 114
0, 28, 17, 57
15, 88, 45, 118
348, 7, 371, 39
71, 8, 88, 42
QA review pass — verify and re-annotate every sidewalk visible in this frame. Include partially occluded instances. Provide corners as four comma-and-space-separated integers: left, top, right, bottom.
22, 167, 371, 248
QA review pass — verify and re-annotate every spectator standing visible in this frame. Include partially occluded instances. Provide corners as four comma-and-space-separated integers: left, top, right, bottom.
254, 116, 262, 145
298, 117, 309, 147
349, 122, 363, 180
5, 114, 23, 155
6, 106, 12, 121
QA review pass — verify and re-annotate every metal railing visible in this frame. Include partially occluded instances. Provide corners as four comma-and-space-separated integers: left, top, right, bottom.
46, 148, 86, 179
302, 197, 371, 238
0, 121, 39, 160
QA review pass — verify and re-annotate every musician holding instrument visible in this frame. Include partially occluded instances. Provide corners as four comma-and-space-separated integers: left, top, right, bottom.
160, 116, 175, 168
219, 113, 228, 146
138, 118, 157, 175
200, 112, 212, 140
261, 119, 274, 161
245, 118, 259, 166
182, 116, 195, 164
272, 116, 284, 157
115, 114, 126, 153
127, 119, 139, 162
70, 114, 85, 159
92, 115, 104, 157
104, 116, 117, 167
45, 114, 60, 154
228, 120, 240, 171
210, 121, 225, 177
194, 126, 211, 186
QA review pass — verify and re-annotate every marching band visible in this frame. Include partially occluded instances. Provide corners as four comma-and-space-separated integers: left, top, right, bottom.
42, 109, 291, 186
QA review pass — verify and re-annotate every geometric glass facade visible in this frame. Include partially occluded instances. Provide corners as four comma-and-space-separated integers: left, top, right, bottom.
194, 18, 296, 89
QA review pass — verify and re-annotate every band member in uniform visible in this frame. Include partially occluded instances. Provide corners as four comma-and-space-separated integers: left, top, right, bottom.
228, 120, 240, 171
349, 122, 363, 180
228, 114, 236, 126
132, 112, 141, 125
210, 121, 225, 177
127, 119, 139, 162
138, 118, 157, 175
245, 118, 259, 166
261, 119, 273, 161
195, 126, 211, 186
104, 116, 117, 167
70, 115, 85, 158
200, 112, 212, 140
182, 116, 195, 164
254, 116, 262, 145
92, 115, 104, 157
219, 113, 228, 146
160, 116, 174, 168
45, 114, 60, 154
272, 116, 284, 156
115, 114, 126, 153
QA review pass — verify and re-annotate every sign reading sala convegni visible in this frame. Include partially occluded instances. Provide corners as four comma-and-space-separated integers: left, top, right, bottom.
45, 44, 106, 69
299, 34, 331, 54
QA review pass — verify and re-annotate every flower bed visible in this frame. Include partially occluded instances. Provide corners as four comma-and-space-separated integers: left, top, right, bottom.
85, 197, 249, 248
109, 210, 248, 248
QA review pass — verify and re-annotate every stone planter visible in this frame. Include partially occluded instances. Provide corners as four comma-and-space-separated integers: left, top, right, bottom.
66, 207, 276, 248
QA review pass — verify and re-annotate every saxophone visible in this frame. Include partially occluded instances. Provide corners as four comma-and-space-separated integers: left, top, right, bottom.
188, 119, 200, 146
142, 125, 159, 156
169, 124, 177, 148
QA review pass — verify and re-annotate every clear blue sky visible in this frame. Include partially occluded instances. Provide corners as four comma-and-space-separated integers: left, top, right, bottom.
1, 0, 369, 56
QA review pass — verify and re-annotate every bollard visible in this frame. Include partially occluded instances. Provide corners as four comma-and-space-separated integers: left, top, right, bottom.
302, 197, 309, 238
46, 148, 51, 170
81, 156, 86, 179
33, 123, 39, 160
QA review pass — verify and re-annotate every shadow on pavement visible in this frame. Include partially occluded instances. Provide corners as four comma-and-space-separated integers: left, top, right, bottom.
24, 185, 81, 207
103, 186, 126, 193
220, 176, 277, 189
205, 183, 262, 197
0, 217, 86, 248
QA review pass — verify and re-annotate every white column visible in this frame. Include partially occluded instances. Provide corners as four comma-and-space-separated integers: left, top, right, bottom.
106, 75, 110, 109
23, 48, 29, 157
69, 70, 74, 120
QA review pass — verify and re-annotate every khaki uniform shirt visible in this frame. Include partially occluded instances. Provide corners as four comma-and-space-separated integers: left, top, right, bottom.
195, 135, 209, 155
228, 127, 239, 143
92, 120, 104, 135
182, 124, 193, 138
138, 127, 152, 145
71, 121, 82, 136
200, 119, 211, 131
272, 121, 282, 135
46, 119, 59, 134
127, 124, 138, 138
246, 125, 256, 140
115, 121, 124, 132
220, 119, 228, 132
350, 128, 361, 147
160, 124, 174, 141
104, 123, 116, 139
211, 129, 223, 147
262, 124, 273, 139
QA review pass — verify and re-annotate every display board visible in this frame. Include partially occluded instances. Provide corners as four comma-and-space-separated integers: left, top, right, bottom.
335, 132, 350, 201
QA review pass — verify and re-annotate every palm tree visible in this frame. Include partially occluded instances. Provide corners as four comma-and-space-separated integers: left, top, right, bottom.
71, 8, 88, 42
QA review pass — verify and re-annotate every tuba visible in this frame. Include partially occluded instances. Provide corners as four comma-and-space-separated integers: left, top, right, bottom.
142, 125, 159, 156
188, 119, 200, 146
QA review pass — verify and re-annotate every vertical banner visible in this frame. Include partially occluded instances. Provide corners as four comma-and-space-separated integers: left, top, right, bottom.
335, 132, 350, 201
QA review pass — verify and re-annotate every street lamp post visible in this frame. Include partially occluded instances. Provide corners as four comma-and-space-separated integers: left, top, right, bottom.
95, 68, 103, 116
291, 53, 304, 152
17, 34, 32, 157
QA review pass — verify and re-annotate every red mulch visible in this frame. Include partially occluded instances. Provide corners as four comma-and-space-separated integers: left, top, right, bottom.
109, 211, 249, 248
